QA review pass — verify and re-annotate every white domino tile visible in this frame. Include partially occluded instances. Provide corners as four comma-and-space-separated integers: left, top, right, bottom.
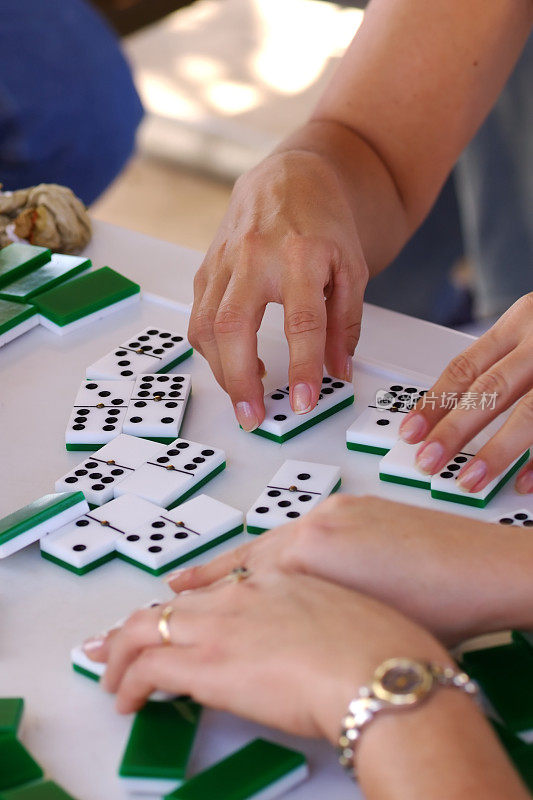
246, 460, 341, 533
56, 434, 165, 505
379, 440, 431, 490
40, 513, 117, 572
115, 438, 225, 508
491, 509, 533, 528
122, 374, 191, 441
346, 382, 427, 454
86, 325, 192, 380
66, 379, 133, 448
430, 449, 529, 508
115, 494, 243, 574
255, 376, 354, 442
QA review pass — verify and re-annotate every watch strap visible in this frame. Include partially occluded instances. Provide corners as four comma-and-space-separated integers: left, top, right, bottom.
338, 660, 478, 777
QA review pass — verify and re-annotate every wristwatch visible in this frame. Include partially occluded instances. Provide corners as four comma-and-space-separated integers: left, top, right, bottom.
338, 657, 478, 777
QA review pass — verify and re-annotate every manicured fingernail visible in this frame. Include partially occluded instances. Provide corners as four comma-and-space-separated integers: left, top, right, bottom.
416, 441, 444, 473
292, 383, 312, 414
344, 357, 353, 382
83, 636, 105, 653
516, 470, 533, 494
458, 460, 487, 491
400, 413, 427, 443
163, 568, 186, 584
235, 401, 259, 432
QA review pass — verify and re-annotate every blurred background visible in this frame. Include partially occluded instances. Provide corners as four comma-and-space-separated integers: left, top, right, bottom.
91, 0, 366, 252
2, 0, 529, 329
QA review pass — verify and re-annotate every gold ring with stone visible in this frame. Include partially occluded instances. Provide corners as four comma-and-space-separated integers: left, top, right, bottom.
225, 566, 251, 583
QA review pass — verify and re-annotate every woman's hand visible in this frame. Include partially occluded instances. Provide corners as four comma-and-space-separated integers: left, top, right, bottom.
187, 149, 368, 431
166, 495, 533, 644
399, 293, 533, 494
83, 568, 448, 742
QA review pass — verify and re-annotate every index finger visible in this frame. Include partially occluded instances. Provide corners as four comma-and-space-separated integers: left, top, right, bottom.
399, 323, 516, 444
282, 269, 327, 414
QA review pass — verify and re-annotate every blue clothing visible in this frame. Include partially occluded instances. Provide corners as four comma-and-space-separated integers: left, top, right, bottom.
0, 0, 143, 205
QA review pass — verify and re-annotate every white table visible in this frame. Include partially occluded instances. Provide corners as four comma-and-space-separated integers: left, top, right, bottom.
2, 222, 530, 800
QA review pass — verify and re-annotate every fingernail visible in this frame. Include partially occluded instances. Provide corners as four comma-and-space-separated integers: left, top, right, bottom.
83, 636, 105, 653
344, 357, 353, 382
416, 441, 444, 473
163, 568, 186, 584
292, 383, 312, 414
458, 460, 487, 491
235, 401, 259, 432
516, 470, 533, 494
400, 413, 427, 443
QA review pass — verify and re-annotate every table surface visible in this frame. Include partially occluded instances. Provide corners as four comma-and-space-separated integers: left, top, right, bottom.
2, 221, 530, 800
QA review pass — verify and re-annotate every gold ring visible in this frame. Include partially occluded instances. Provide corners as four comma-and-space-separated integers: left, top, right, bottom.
225, 566, 251, 583
158, 604, 174, 645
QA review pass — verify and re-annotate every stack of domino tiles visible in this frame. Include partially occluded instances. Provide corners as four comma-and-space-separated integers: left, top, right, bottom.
0, 241, 143, 346
345, 378, 529, 509
64, 323, 194, 449
459, 631, 533, 792
0, 697, 80, 799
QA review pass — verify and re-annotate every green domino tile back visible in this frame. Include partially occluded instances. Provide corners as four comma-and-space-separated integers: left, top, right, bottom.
0, 300, 36, 336
33, 267, 140, 325
120, 700, 202, 780
0, 254, 91, 303
0, 700, 23, 736
490, 720, 533, 792
512, 630, 533, 652
165, 738, 307, 800
0, 780, 78, 800
0, 492, 85, 546
461, 643, 533, 732
0, 244, 50, 288
0, 735, 43, 791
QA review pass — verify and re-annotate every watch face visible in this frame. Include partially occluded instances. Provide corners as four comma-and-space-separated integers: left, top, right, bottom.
372, 658, 433, 705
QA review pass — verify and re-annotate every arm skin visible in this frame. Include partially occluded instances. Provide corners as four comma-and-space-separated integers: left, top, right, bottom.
280, 0, 533, 274
188, 0, 533, 430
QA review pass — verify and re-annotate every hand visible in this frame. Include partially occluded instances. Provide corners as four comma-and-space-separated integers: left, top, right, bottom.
188, 149, 368, 431
166, 495, 533, 644
398, 293, 533, 494
83, 568, 448, 742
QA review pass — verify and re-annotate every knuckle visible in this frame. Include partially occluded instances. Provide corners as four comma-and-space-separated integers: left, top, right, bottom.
193, 268, 206, 293
214, 307, 250, 337
445, 353, 479, 386
472, 370, 510, 401
515, 292, 533, 315
518, 391, 533, 420
285, 308, 324, 337
191, 309, 217, 344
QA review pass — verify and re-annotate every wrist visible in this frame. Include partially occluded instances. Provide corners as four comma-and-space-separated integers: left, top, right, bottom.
313, 644, 453, 746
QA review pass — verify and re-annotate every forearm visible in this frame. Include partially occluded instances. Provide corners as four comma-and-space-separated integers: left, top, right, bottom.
377, 521, 533, 640
274, 0, 532, 276
357, 690, 530, 800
